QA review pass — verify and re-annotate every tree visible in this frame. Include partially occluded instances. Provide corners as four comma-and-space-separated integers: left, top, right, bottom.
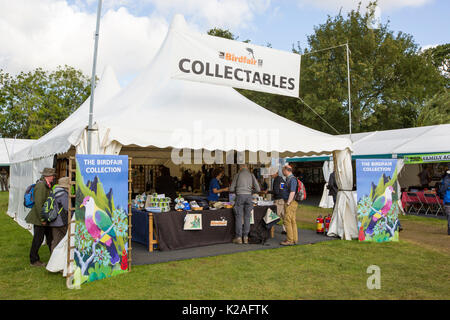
0, 65, 91, 139
415, 90, 450, 126
209, 2, 447, 134
421, 43, 449, 85
207, 28, 236, 40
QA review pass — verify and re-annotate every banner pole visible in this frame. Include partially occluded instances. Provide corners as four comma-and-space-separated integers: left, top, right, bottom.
346, 43, 352, 141
87, 0, 103, 155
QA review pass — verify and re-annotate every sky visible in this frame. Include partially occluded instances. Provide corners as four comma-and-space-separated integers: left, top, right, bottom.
0, 0, 449, 87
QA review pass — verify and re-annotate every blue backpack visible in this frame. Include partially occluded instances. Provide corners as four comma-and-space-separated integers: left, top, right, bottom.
24, 183, 37, 208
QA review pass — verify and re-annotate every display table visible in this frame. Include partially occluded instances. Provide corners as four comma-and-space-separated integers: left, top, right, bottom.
131, 205, 276, 251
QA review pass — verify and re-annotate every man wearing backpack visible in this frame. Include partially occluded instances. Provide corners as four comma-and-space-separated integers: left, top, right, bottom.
281, 165, 298, 246
25, 168, 56, 267
46, 177, 70, 251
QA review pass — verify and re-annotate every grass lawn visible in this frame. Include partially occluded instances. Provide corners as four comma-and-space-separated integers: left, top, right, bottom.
1, 191, 449, 300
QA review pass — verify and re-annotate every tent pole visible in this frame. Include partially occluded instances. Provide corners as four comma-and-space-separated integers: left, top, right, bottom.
346, 43, 352, 141
87, 0, 103, 155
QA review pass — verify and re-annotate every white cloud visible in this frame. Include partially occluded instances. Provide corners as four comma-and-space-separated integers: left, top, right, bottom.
0, 0, 168, 83
0, 0, 271, 83
296, 0, 433, 13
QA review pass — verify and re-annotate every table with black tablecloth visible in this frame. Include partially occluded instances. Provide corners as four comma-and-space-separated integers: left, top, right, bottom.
131, 205, 276, 251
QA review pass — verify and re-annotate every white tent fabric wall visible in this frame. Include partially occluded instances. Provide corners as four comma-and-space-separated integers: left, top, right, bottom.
7, 156, 54, 230
327, 149, 358, 240
319, 160, 335, 209
6, 66, 122, 231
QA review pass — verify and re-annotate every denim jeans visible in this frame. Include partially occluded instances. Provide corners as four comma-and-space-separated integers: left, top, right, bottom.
234, 194, 253, 238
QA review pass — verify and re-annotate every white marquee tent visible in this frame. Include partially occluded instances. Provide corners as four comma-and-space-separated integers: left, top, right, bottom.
7, 14, 356, 240
286, 124, 450, 209
0, 138, 35, 166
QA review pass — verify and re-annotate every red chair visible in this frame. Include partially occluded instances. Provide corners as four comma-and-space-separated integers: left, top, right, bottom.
404, 192, 424, 214
422, 192, 444, 216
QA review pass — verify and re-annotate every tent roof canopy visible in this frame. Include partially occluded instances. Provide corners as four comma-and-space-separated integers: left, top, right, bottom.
12, 14, 352, 164
0, 138, 35, 165
287, 124, 450, 162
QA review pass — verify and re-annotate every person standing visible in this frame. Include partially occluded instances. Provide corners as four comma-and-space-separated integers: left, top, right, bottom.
438, 170, 450, 235
207, 167, 229, 203
0, 168, 8, 192
281, 165, 298, 246
229, 164, 260, 244
25, 168, 56, 267
265, 166, 286, 234
328, 171, 338, 208
47, 177, 70, 251
418, 166, 432, 189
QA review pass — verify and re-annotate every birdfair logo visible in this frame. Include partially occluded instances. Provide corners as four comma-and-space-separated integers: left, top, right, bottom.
219, 47, 263, 67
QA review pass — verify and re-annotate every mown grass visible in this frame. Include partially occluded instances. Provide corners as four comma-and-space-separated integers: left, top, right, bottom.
0, 192, 448, 300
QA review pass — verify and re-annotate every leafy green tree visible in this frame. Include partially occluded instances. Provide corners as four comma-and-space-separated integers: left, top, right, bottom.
421, 43, 449, 84
415, 90, 450, 126
209, 2, 447, 134
207, 28, 236, 40
0, 65, 91, 139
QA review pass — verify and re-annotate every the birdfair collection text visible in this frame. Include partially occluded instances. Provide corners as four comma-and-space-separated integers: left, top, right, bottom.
82, 158, 124, 174
360, 161, 394, 172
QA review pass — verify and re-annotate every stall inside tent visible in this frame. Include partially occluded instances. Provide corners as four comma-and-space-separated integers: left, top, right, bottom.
7, 66, 122, 230
7, 15, 355, 244
287, 123, 450, 210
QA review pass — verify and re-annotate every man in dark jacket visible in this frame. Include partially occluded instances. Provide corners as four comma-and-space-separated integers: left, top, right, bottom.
25, 168, 56, 267
265, 166, 286, 234
328, 171, 338, 207
47, 177, 70, 251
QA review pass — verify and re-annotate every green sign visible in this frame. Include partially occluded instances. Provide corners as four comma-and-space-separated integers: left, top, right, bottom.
403, 152, 450, 164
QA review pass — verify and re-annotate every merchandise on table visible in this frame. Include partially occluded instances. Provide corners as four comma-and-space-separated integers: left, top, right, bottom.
133, 193, 147, 209
145, 193, 171, 212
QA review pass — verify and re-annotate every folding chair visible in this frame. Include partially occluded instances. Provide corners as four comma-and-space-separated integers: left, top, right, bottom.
423, 192, 444, 216
404, 192, 423, 214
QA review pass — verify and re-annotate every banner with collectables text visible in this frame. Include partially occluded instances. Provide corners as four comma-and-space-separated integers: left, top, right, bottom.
170, 27, 301, 97
356, 159, 401, 242
71, 154, 129, 287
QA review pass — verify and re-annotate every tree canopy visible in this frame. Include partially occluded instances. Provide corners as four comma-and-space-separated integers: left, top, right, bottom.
209, 2, 448, 134
0, 65, 91, 139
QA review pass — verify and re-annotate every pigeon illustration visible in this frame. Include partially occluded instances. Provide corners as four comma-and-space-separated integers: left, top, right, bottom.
81, 196, 119, 264
365, 186, 395, 236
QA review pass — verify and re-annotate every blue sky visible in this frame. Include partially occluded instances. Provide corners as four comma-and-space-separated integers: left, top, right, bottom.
1, 0, 448, 85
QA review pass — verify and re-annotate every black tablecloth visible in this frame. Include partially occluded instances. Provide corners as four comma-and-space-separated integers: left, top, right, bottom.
132, 205, 276, 251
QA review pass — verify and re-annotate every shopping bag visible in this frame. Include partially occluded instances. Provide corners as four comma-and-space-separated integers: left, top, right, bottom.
263, 207, 280, 225
184, 213, 202, 230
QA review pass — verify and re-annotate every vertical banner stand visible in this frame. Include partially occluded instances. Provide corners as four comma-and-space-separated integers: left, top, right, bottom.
66, 156, 76, 287
65, 156, 133, 287
128, 157, 133, 271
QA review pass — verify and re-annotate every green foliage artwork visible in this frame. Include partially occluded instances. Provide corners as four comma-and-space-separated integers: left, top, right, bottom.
356, 159, 401, 243
71, 155, 129, 288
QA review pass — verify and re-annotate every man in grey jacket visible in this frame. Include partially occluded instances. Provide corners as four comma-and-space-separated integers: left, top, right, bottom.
230, 164, 261, 244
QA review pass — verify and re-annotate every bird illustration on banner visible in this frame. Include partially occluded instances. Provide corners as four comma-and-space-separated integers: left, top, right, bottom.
81, 196, 120, 265
365, 186, 395, 236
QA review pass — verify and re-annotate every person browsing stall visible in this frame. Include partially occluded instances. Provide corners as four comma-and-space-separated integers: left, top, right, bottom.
25, 168, 56, 267
264, 166, 287, 234
229, 164, 261, 244
207, 167, 229, 202
281, 164, 299, 246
